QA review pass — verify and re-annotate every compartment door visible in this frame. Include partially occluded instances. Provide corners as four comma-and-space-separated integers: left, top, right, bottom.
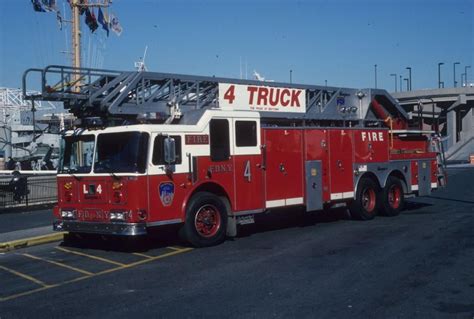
328, 130, 354, 200
417, 160, 431, 196
263, 129, 304, 208
305, 160, 323, 211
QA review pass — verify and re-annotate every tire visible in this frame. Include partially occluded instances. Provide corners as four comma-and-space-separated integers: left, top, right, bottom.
379, 176, 404, 217
350, 178, 380, 220
182, 192, 228, 247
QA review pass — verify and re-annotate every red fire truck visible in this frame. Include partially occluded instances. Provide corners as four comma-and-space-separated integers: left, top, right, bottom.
23, 66, 446, 247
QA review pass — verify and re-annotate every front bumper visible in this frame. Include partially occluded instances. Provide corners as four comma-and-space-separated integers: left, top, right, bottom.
53, 220, 147, 236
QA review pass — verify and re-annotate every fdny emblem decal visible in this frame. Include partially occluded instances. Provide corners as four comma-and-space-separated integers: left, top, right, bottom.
159, 182, 175, 206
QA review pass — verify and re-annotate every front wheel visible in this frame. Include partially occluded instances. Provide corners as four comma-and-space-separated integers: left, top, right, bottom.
350, 178, 380, 220
182, 192, 228, 247
379, 176, 405, 217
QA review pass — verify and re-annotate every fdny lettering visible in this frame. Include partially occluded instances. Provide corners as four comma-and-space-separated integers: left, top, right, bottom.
361, 131, 384, 142
77, 210, 108, 220
246, 86, 301, 107
208, 164, 233, 173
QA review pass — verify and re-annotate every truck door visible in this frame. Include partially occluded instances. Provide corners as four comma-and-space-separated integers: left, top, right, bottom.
232, 119, 264, 211
328, 129, 354, 200
263, 129, 304, 209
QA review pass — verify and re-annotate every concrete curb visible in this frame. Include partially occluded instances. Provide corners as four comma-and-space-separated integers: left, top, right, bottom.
0, 232, 67, 253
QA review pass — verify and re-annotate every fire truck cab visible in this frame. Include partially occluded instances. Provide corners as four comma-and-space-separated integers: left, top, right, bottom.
23, 65, 446, 247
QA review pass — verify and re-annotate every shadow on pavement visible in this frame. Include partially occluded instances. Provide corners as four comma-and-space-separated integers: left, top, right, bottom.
58, 199, 444, 251
426, 196, 474, 205
237, 206, 351, 238
60, 224, 187, 253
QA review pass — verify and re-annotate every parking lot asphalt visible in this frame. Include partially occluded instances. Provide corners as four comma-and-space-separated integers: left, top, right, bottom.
0, 207, 52, 234
0, 207, 60, 252
0, 167, 473, 318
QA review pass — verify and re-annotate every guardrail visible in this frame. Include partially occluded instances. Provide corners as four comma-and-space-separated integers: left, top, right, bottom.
0, 172, 57, 210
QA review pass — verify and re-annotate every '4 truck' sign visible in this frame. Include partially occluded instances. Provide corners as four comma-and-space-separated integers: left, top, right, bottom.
219, 83, 306, 113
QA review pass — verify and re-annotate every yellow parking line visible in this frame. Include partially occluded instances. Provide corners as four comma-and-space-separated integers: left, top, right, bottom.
55, 247, 126, 267
22, 253, 93, 276
0, 265, 51, 288
95, 248, 194, 276
167, 246, 188, 252
0, 286, 56, 303
1, 247, 193, 302
132, 252, 153, 259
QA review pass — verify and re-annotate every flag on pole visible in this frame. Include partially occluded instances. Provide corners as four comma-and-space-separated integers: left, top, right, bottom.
85, 8, 99, 33
31, 0, 46, 12
98, 8, 109, 37
79, 0, 88, 15
41, 0, 56, 12
56, 10, 63, 30
109, 13, 123, 36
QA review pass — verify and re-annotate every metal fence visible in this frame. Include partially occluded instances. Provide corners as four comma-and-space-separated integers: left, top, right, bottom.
0, 173, 57, 209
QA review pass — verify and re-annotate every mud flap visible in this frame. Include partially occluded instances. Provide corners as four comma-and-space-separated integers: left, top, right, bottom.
226, 215, 237, 237
220, 196, 237, 237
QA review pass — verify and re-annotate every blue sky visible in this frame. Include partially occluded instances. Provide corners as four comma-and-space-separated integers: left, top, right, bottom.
0, 0, 472, 92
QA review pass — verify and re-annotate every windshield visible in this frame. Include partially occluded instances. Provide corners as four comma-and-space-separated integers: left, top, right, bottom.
94, 132, 149, 174
59, 135, 95, 173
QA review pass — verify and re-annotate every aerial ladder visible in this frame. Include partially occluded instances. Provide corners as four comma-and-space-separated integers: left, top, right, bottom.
22, 65, 410, 129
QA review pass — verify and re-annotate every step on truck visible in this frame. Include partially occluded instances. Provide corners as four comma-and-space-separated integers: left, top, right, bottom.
23, 65, 446, 247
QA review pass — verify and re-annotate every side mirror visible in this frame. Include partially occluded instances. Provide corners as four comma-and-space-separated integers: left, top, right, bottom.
163, 136, 176, 164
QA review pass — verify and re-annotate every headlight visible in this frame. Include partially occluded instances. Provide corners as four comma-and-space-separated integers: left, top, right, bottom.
61, 210, 76, 220
110, 211, 126, 221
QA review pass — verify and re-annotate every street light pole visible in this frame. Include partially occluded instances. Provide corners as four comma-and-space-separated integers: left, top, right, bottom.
438, 62, 444, 88
290, 69, 292, 84
374, 64, 378, 88
390, 73, 397, 92
404, 78, 409, 91
453, 62, 460, 87
465, 65, 471, 86
406, 67, 412, 90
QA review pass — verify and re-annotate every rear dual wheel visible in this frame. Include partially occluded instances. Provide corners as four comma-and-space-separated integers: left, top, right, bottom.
350, 178, 380, 220
379, 176, 404, 217
350, 176, 405, 220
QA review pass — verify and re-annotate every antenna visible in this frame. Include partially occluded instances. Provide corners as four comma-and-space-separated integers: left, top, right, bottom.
245, 58, 248, 80
134, 46, 148, 72
240, 56, 242, 80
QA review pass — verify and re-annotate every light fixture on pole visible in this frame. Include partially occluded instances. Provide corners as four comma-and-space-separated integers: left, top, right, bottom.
465, 65, 471, 86
404, 78, 409, 91
438, 62, 444, 88
390, 73, 397, 92
453, 62, 460, 87
374, 64, 378, 88
406, 67, 412, 90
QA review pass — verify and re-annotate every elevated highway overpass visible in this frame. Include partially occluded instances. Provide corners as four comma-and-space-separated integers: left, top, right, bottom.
392, 87, 474, 162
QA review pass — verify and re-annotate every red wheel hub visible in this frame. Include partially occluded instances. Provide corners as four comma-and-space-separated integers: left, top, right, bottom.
362, 187, 376, 213
388, 184, 402, 209
194, 204, 221, 238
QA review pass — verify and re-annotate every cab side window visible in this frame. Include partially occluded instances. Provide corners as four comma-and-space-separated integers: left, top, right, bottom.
235, 121, 257, 147
210, 119, 230, 161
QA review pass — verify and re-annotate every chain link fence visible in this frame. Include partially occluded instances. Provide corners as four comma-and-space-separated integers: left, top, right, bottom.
0, 173, 57, 210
